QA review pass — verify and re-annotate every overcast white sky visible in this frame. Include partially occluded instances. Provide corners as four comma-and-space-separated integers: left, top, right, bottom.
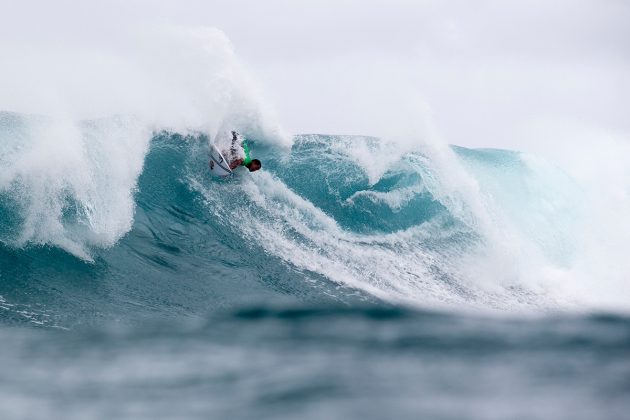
1, 0, 628, 148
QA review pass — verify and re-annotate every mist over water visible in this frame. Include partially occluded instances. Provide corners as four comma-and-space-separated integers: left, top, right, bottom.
0, 2, 629, 419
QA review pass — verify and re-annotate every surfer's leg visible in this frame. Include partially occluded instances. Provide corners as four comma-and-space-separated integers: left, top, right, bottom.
230, 131, 239, 155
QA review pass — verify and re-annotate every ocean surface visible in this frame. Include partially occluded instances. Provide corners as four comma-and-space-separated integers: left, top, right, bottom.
0, 112, 628, 419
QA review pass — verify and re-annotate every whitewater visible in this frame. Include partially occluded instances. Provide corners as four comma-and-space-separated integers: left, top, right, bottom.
0, 22, 629, 420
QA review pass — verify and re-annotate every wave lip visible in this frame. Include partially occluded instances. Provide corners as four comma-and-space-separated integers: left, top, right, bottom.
0, 112, 150, 260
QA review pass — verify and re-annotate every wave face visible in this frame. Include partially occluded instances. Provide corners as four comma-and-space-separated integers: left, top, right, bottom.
1, 112, 629, 419
2, 110, 625, 328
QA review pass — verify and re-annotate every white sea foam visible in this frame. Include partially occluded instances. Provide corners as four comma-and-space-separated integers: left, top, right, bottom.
0, 115, 150, 260
193, 124, 630, 313
192, 167, 555, 311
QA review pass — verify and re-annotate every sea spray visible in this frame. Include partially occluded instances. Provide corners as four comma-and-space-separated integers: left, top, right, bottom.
0, 113, 150, 259
0, 24, 286, 145
0, 24, 288, 259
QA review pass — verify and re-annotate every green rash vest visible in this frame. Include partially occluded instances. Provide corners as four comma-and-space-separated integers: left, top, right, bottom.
241, 141, 252, 166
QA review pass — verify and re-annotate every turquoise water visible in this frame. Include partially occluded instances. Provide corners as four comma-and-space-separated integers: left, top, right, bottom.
0, 113, 628, 419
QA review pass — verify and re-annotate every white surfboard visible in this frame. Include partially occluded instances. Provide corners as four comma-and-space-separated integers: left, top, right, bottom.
208, 145, 233, 178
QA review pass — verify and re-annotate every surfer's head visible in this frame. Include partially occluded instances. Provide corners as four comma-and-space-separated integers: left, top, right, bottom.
246, 159, 262, 172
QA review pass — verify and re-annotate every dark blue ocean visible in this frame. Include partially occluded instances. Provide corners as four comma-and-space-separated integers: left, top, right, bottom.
0, 113, 628, 419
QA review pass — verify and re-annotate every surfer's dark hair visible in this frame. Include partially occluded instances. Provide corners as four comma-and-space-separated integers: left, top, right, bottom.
246, 159, 262, 172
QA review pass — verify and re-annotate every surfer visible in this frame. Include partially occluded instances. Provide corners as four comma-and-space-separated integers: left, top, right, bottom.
224, 131, 262, 172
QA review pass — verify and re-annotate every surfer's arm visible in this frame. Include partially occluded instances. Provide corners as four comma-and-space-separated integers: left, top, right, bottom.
230, 131, 244, 151
229, 158, 244, 170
